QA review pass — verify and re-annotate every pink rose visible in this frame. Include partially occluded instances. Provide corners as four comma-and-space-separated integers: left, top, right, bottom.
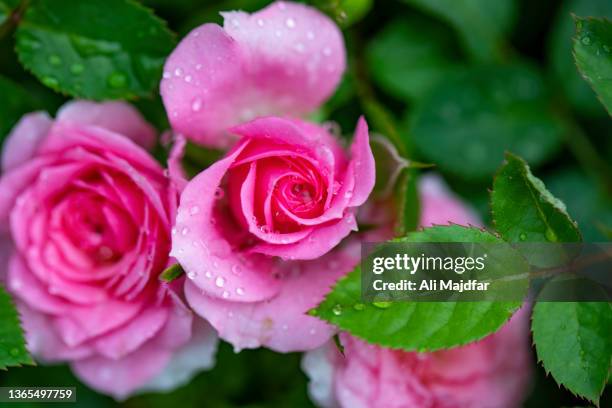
0, 101, 217, 399
171, 116, 374, 352
160, 1, 345, 148
302, 309, 532, 408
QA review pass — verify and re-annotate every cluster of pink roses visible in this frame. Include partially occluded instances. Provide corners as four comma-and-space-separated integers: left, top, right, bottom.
0, 1, 531, 405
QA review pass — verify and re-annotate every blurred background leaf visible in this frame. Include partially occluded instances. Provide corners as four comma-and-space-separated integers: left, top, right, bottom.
408, 64, 564, 180
400, 0, 516, 61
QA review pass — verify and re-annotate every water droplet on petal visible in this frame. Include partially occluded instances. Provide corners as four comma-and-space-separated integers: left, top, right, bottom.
189, 205, 200, 215
187, 271, 196, 279
184, 75, 193, 83
236, 287, 245, 296
181, 227, 189, 236
174, 67, 183, 77
171, 227, 177, 235
215, 276, 225, 287
257, 18, 264, 27
285, 18, 296, 28
222, 290, 230, 298
191, 98, 202, 112
205, 271, 213, 279
232, 264, 242, 275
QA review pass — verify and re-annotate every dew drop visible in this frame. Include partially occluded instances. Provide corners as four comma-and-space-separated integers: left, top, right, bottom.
107, 72, 127, 88
519, 232, 527, 241
257, 18, 264, 27
545, 228, 558, 242
215, 276, 225, 287
285, 18, 296, 28
353, 303, 365, 311
222, 290, 230, 298
205, 271, 213, 279
42, 76, 59, 88
174, 67, 183, 77
232, 264, 242, 275
70, 63, 84, 74
581, 36, 592, 45
184, 75, 193, 83
48, 55, 61, 66
189, 205, 200, 215
171, 227, 177, 235
373, 301, 392, 309
332, 304, 343, 316
181, 227, 189, 236
187, 271, 196, 279
191, 98, 202, 112
236, 287, 245, 296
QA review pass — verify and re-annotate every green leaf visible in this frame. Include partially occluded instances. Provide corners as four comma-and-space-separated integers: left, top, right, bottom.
160, 263, 184, 282
532, 302, 612, 404
401, 0, 515, 61
312, 225, 522, 352
545, 168, 612, 241
0, 0, 19, 27
549, 0, 612, 117
0, 75, 36, 145
16, 0, 176, 100
0, 285, 33, 369
409, 64, 564, 180
366, 17, 459, 101
491, 152, 581, 243
573, 16, 612, 115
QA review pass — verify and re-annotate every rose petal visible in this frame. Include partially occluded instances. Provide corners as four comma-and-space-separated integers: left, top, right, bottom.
56, 101, 156, 150
139, 320, 218, 394
185, 241, 359, 352
18, 303, 94, 362
250, 213, 357, 260
161, 1, 345, 148
347, 117, 375, 207
93, 306, 168, 360
1, 112, 52, 173
172, 141, 282, 302
72, 341, 172, 401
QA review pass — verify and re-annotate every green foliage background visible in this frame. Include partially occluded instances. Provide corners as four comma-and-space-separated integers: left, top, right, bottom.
0, 0, 610, 406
